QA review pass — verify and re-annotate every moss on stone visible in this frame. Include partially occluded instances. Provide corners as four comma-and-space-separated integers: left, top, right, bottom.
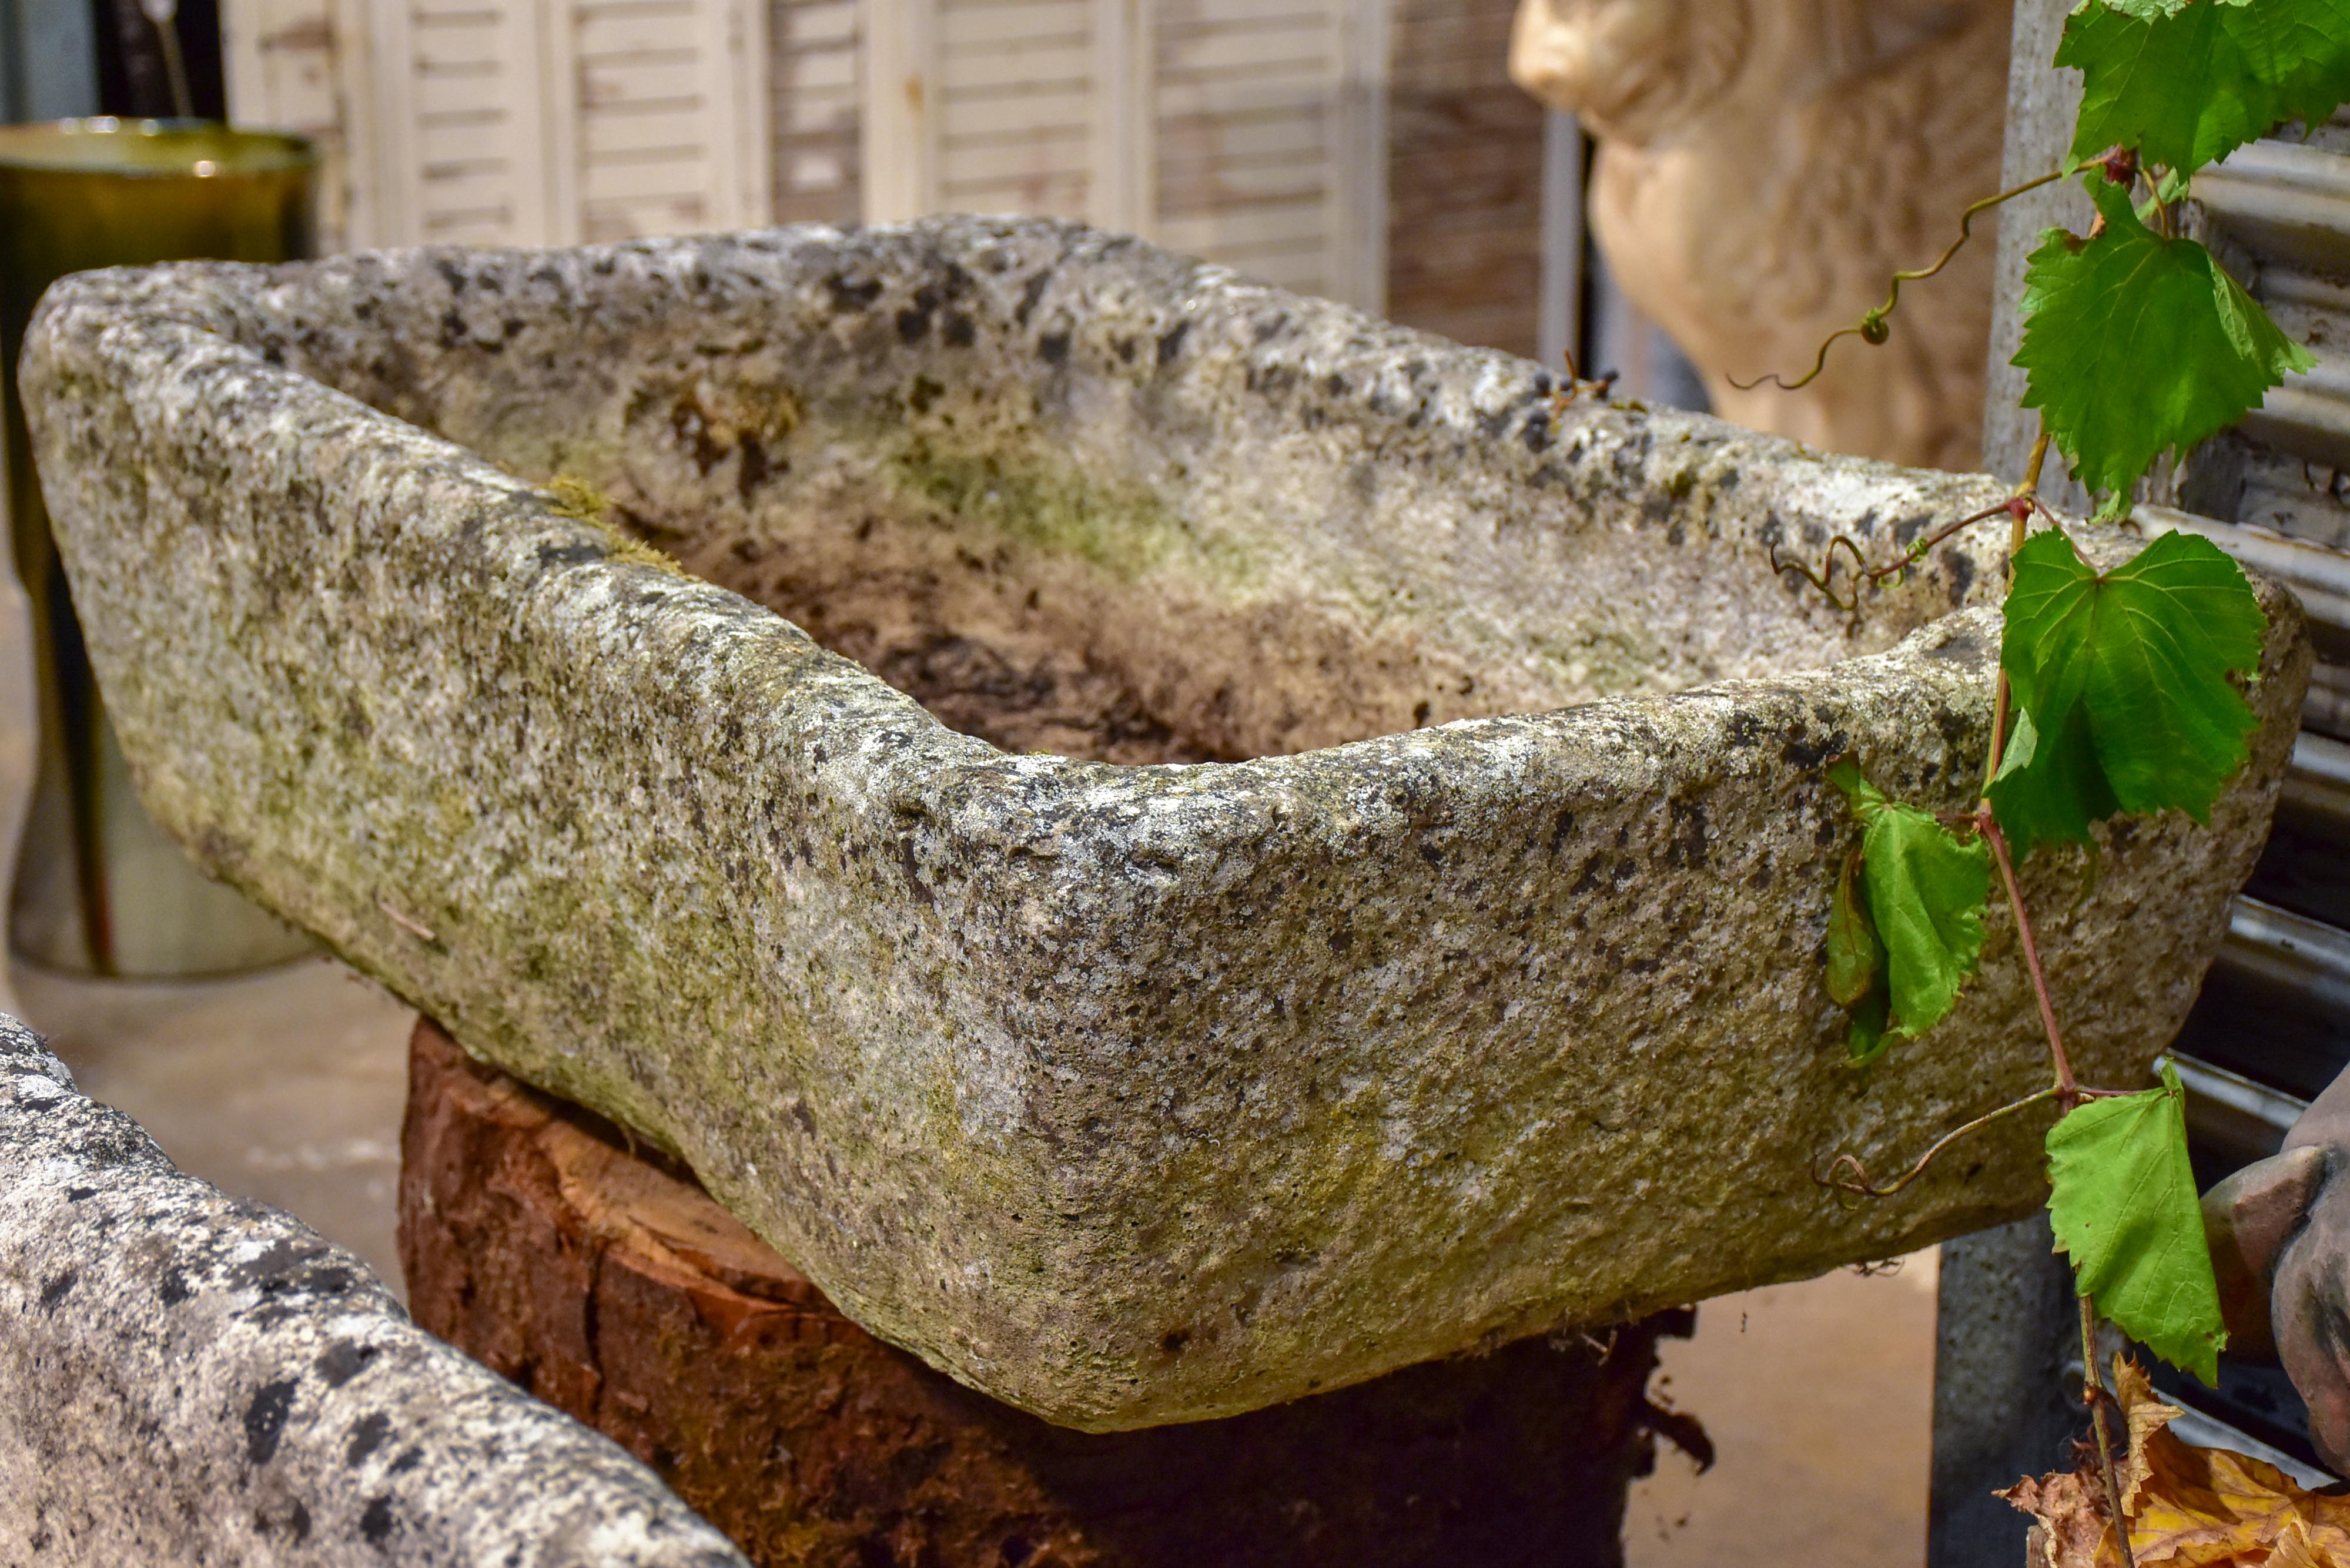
546, 473, 685, 577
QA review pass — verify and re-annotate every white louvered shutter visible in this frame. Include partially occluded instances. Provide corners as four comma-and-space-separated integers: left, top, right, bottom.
863, 0, 1117, 226
861, 0, 1387, 311
771, 0, 865, 224
225, 0, 770, 249
363, 0, 560, 245
551, 0, 771, 242
1150, 0, 1383, 309
219, 0, 376, 250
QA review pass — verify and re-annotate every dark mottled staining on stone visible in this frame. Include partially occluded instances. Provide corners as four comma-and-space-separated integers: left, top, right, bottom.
1037, 331, 1071, 367
1780, 727, 1849, 771
1726, 713, 1763, 748
898, 837, 933, 906
1934, 706, 1976, 756
826, 273, 882, 313
1156, 320, 1189, 366
285, 1499, 312, 1542
359, 1494, 396, 1545
1943, 547, 1976, 604
943, 312, 978, 349
317, 1339, 380, 1389
1665, 800, 1709, 869
536, 541, 605, 567
64, 1185, 96, 1202
38, 1268, 75, 1309
1927, 625, 1983, 663
225, 1235, 357, 1306
159, 1268, 191, 1305
896, 308, 930, 344
344, 1411, 391, 1468
1016, 269, 1052, 325
245, 1377, 300, 1464
738, 437, 775, 501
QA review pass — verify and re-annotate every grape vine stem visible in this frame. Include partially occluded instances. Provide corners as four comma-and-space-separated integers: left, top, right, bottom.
1980, 419, 2136, 1568
1815, 1087, 2060, 1202
1731, 168, 2064, 393
1979, 813, 2078, 1101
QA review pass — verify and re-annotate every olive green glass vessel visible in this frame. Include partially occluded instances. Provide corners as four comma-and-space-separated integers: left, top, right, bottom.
0, 119, 319, 976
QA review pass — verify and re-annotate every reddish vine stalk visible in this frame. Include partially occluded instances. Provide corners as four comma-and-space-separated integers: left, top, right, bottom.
1979, 423, 2138, 1568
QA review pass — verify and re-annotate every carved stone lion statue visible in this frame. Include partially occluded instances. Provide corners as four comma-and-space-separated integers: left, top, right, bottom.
1509, 0, 2013, 471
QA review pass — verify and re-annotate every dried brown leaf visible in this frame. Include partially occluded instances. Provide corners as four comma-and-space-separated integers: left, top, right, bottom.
2000, 1358, 2350, 1567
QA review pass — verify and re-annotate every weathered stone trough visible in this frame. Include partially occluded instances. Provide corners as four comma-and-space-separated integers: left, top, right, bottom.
21, 217, 2309, 1432
0, 1015, 747, 1563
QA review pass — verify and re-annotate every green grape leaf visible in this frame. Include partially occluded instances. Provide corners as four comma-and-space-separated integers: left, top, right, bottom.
1988, 701, 2118, 865
1827, 847, 1893, 1066
1847, 977, 1891, 1067
1826, 848, 1884, 1008
1990, 528, 2265, 861
2047, 1061, 2228, 1386
1991, 706, 2041, 786
1828, 759, 1991, 1046
2061, 0, 2350, 177
2016, 177, 2314, 511
2253, 0, 2350, 130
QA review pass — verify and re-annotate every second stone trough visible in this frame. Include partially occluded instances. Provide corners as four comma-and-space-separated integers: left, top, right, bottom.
22, 217, 2309, 1431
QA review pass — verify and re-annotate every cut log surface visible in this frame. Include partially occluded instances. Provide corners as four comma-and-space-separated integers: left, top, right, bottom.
399, 1018, 1690, 1568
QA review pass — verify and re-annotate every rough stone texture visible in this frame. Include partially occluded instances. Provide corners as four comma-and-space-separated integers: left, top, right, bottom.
0, 1011, 748, 1566
19, 216, 2312, 1428
401, 1016, 1686, 1567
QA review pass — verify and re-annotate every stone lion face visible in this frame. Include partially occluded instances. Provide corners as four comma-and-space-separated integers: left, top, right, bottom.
1507, 0, 1752, 145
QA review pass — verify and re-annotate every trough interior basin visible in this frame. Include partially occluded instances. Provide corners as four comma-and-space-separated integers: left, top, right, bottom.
269, 243, 1971, 764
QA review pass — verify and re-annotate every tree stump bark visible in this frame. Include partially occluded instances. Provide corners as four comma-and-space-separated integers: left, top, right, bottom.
398, 1017, 1693, 1568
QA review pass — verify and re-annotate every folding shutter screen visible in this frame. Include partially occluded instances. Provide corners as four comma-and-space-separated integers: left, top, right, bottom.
555, 0, 771, 242
1380, 0, 1544, 359
219, 0, 372, 250
771, 0, 861, 224
223, 0, 770, 249
859, 0, 1387, 313
1150, 0, 1382, 309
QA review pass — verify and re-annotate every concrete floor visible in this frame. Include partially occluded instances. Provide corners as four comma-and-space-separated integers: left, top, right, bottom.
13, 954, 1940, 1567
18, 953, 418, 1295
1626, 1257, 1939, 1568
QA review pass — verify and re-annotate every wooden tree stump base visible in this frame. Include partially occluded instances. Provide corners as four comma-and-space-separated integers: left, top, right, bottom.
398, 1017, 1695, 1568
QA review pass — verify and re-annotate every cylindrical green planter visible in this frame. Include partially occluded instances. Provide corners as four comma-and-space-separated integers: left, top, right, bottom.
0, 118, 319, 976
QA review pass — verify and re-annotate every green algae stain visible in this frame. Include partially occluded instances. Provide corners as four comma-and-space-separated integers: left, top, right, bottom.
544, 473, 686, 577
888, 440, 1258, 591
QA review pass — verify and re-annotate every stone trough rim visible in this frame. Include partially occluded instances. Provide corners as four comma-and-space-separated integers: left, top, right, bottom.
16, 216, 2310, 1432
